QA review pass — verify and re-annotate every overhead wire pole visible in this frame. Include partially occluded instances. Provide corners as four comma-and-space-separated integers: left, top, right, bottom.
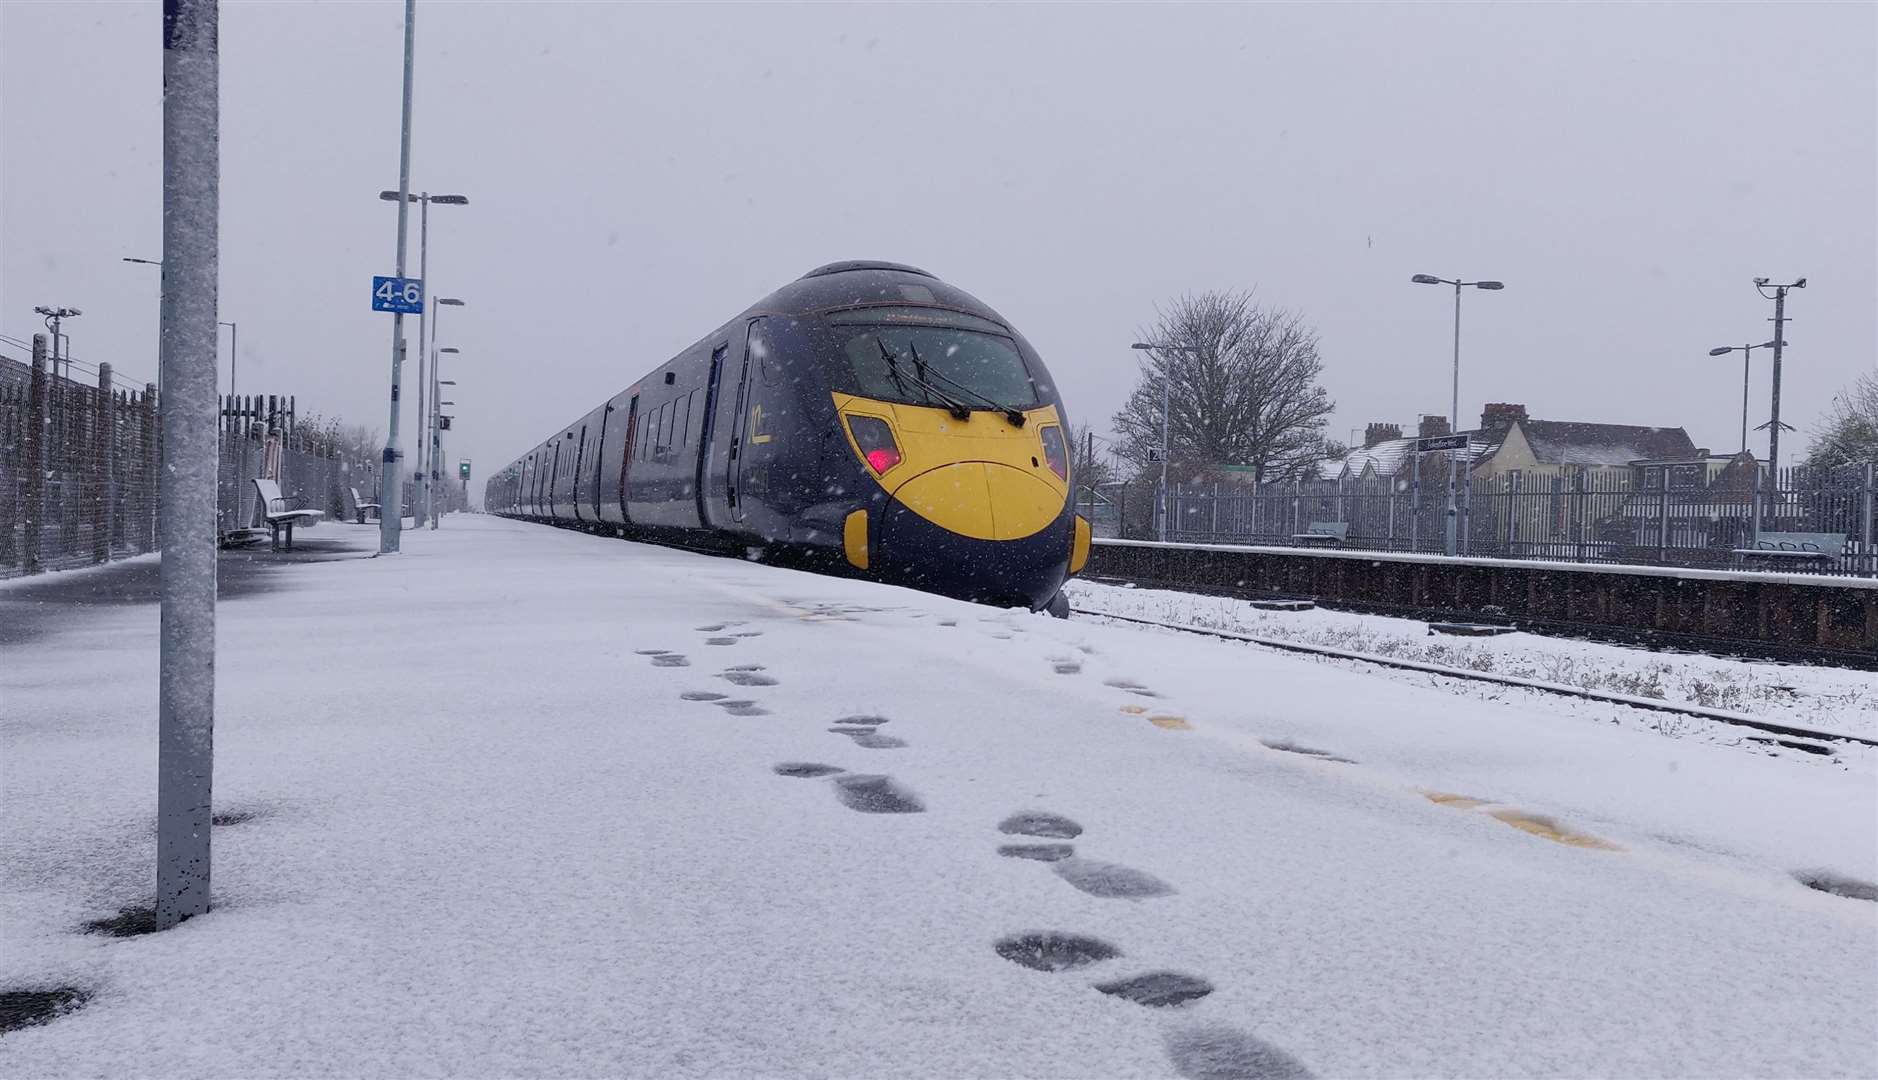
155, 0, 219, 930
1753, 277, 1805, 472
378, 0, 417, 554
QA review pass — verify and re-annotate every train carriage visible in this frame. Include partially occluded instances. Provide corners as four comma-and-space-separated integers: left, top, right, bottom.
488, 261, 1091, 612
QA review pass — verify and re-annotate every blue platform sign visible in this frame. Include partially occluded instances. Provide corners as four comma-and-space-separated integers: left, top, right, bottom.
371, 275, 424, 314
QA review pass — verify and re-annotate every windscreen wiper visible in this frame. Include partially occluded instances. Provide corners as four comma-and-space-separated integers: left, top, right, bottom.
910, 343, 1027, 427
878, 337, 971, 420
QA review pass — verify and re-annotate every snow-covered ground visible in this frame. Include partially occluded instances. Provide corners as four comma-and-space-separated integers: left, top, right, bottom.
1069, 578, 1878, 746
3, 515, 1874, 1078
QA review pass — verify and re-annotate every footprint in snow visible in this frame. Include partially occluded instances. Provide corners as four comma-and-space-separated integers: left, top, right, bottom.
994, 932, 1120, 971
711, 699, 770, 716
828, 726, 907, 749
721, 669, 778, 687
1094, 971, 1212, 1006
681, 691, 729, 702
773, 762, 844, 778
998, 810, 1083, 839
1053, 857, 1176, 899
1051, 657, 1083, 675
1164, 1025, 1316, 1079
831, 774, 924, 814
706, 637, 739, 646
651, 654, 690, 668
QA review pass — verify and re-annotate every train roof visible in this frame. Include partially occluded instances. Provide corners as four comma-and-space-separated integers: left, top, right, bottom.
744, 261, 1010, 328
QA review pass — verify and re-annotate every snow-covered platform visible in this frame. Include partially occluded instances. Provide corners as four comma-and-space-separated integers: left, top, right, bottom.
3, 516, 1874, 1078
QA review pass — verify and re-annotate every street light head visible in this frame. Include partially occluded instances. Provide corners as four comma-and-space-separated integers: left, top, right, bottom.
379, 190, 411, 202
439, 380, 457, 386
1474, 281, 1505, 291
430, 194, 469, 205
440, 347, 460, 354
1794, 278, 1806, 288
1410, 274, 1442, 285
122, 257, 162, 266
1131, 342, 1155, 350
1760, 340, 1784, 349
437, 297, 465, 307
1708, 346, 1733, 356
1753, 276, 1770, 286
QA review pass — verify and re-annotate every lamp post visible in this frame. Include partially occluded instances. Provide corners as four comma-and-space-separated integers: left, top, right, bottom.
430, 298, 464, 527
376, 0, 418, 552
1707, 340, 1782, 455
379, 191, 468, 528
1410, 273, 1504, 556
1132, 340, 1203, 542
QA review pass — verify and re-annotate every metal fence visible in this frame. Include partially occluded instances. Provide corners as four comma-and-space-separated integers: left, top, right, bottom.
2, 334, 380, 580
1081, 464, 1878, 577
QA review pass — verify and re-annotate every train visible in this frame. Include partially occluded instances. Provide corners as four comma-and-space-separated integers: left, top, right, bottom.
485, 261, 1091, 614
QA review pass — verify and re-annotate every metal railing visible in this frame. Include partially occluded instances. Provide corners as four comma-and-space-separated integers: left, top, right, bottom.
1085, 465, 1878, 577
3, 335, 376, 580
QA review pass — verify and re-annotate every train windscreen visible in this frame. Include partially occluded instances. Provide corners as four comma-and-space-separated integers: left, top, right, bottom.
829, 308, 1039, 411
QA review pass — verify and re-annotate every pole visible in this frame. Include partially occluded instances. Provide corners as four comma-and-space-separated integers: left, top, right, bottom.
1445, 283, 1461, 557
1738, 346, 1750, 455
155, 0, 219, 930
378, 0, 416, 553
416, 194, 430, 529
1158, 377, 1169, 542
1767, 289, 1788, 472
429, 349, 442, 528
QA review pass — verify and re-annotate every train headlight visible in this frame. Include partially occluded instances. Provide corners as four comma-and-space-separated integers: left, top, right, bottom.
1039, 425, 1067, 481
847, 414, 902, 475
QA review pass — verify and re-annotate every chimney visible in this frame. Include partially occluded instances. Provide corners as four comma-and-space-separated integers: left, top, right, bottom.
1479, 402, 1527, 435
1418, 414, 1450, 439
1363, 422, 1402, 448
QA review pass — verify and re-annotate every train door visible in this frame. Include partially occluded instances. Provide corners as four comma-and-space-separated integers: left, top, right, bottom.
591, 408, 610, 520
725, 333, 757, 523
572, 424, 589, 523
547, 441, 562, 518
694, 344, 728, 526
619, 394, 638, 523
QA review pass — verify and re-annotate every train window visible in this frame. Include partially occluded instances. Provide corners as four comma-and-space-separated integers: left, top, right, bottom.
836, 322, 1039, 410
660, 399, 677, 455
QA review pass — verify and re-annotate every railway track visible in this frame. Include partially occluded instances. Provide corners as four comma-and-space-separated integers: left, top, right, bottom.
1072, 606, 1878, 750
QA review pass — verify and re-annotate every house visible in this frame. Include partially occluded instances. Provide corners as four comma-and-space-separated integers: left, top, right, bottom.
1467, 403, 1701, 482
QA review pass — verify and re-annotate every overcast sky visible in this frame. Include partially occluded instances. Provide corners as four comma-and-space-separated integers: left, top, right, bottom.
3, 1, 1873, 495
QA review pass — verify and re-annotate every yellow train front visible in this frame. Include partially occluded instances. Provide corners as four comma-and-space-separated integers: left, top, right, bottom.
486, 261, 1091, 613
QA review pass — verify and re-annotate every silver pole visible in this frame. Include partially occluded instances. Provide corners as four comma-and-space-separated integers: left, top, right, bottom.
1158, 377, 1169, 542
415, 193, 430, 529
378, 0, 416, 553
1738, 346, 1750, 455
1445, 283, 1461, 557
155, 0, 219, 930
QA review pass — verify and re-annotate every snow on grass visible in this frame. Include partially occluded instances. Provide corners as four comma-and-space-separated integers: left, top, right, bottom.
1067, 577, 1878, 745
2, 516, 1874, 1078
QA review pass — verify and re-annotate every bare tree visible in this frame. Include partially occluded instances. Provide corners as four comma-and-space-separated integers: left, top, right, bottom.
1807, 370, 1878, 468
1111, 291, 1336, 482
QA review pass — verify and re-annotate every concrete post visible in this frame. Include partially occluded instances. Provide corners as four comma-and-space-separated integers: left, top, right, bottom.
155, 0, 219, 930
96, 363, 115, 562
1861, 462, 1874, 578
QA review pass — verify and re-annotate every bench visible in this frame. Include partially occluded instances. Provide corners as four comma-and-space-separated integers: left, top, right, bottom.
1291, 521, 1349, 546
253, 477, 324, 552
1731, 531, 1847, 569
348, 485, 382, 524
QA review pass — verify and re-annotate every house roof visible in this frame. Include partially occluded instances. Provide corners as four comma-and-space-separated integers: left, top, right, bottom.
1514, 420, 1697, 466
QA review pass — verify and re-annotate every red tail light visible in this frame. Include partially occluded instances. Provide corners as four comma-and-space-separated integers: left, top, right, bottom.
1040, 425, 1068, 481
848, 415, 902, 476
